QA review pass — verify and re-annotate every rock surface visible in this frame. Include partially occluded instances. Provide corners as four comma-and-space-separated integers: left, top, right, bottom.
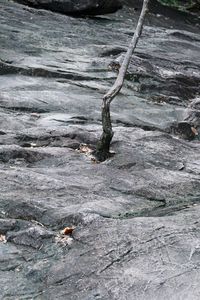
0, 0, 200, 299
13, 0, 123, 15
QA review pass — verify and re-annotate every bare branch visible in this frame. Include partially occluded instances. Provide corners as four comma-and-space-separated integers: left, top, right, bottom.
94, 0, 150, 161
104, 0, 150, 104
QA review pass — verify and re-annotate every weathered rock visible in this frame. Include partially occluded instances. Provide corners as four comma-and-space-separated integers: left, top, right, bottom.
14, 0, 123, 15
183, 97, 200, 129
0, 219, 17, 234
110, 43, 200, 103
1, 0, 200, 299
44, 210, 200, 299
6, 225, 55, 249
170, 121, 198, 140
0, 145, 48, 163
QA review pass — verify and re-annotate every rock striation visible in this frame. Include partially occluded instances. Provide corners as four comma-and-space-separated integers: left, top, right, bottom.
0, 0, 200, 299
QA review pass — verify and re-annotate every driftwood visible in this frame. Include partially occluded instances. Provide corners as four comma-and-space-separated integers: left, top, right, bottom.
94, 0, 150, 161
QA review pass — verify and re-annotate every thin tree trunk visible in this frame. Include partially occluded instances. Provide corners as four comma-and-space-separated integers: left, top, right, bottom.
94, 0, 150, 161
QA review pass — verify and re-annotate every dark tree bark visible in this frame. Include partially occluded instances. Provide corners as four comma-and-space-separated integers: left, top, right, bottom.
94, 0, 150, 161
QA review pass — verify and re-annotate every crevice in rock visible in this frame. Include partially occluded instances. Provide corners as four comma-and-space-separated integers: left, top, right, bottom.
0, 61, 101, 81
99, 246, 132, 273
0, 106, 49, 114
110, 202, 200, 219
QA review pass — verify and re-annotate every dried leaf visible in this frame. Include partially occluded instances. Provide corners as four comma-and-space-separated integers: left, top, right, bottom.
0, 235, 7, 243
191, 127, 198, 136
77, 143, 93, 155
91, 157, 99, 164
60, 227, 75, 235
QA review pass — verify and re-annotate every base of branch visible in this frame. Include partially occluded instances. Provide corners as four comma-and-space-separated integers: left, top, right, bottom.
92, 149, 114, 162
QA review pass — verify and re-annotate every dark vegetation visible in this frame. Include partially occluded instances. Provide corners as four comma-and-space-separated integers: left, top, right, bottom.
159, 0, 200, 12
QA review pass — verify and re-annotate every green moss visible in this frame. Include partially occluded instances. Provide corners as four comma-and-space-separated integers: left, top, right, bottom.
159, 0, 180, 6
158, 0, 198, 9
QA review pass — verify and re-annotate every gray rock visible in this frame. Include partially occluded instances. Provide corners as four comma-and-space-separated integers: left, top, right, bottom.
6, 225, 55, 248
0, 1, 200, 299
0, 219, 17, 234
44, 209, 200, 299
183, 97, 200, 129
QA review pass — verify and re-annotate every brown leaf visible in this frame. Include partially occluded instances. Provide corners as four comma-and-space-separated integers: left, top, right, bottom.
61, 227, 75, 235
0, 235, 6, 243
191, 127, 198, 136
78, 144, 93, 154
